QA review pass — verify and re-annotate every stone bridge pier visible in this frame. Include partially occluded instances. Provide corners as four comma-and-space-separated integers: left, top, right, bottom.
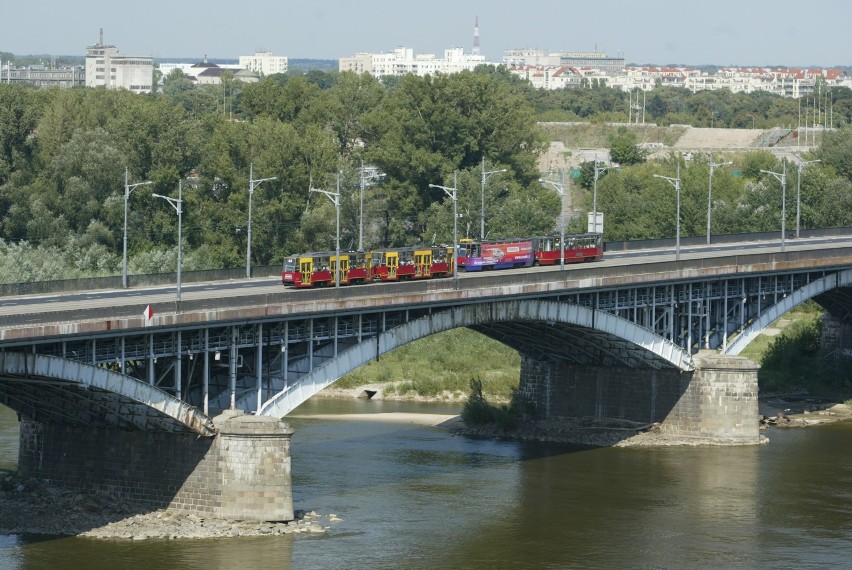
821, 312, 852, 358
518, 352, 759, 444
1, 353, 296, 523
17, 411, 295, 522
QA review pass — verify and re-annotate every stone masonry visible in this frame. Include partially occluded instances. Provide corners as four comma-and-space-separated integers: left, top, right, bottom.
17, 411, 294, 522
519, 351, 759, 445
821, 312, 852, 358
660, 351, 759, 444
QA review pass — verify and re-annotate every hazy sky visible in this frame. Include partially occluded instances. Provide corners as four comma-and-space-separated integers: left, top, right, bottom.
4, 0, 849, 67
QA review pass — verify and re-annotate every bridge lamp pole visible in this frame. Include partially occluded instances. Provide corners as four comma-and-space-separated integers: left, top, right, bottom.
429, 172, 459, 289
706, 158, 732, 244
538, 177, 566, 270
359, 163, 384, 251
760, 160, 788, 250
795, 157, 820, 238
310, 177, 341, 288
480, 157, 506, 239
122, 167, 152, 289
152, 182, 184, 302
592, 154, 614, 235
246, 163, 276, 279
654, 164, 682, 261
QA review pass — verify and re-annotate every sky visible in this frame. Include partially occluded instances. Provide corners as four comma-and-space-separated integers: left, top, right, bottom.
4, 0, 850, 67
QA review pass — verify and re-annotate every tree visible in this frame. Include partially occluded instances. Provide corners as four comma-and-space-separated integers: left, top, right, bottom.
608, 127, 645, 165
816, 125, 852, 181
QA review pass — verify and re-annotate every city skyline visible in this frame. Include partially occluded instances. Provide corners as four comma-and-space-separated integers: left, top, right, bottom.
3, 0, 850, 68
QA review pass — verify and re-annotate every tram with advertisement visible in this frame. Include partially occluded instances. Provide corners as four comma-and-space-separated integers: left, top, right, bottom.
282, 233, 602, 288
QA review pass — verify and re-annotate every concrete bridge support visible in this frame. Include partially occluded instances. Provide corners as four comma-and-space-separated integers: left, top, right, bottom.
660, 352, 759, 444
518, 352, 759, 444
821, 313, 852, 358
17, 412, 294, 522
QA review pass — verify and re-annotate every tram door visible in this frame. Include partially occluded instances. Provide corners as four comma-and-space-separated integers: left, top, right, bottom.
330, 255, 350, 284
385, 251, 399, 280
299, 257, 313, 286
414, 249, 432, 277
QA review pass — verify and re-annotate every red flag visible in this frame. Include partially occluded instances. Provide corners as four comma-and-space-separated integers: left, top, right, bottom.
144, 305, 154, 320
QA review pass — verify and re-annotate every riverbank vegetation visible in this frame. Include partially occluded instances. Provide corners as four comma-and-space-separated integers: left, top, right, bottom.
336, 329, 519, 399
741, 302, 852, 395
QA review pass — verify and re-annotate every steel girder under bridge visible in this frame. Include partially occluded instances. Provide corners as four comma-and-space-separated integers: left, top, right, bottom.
3, 266, 851, 421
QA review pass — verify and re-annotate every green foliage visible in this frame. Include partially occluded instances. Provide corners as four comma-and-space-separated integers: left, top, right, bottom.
461, 378, 535, 430
1, 74, 852, 281
607, 127, 645, 165
816, 125, 852, 181
336, 328, 520, 399
756, 310, 851, 392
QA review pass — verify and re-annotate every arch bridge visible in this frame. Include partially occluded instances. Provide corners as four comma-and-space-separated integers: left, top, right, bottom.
3, 242, 852, 520
1, 244, 851, 429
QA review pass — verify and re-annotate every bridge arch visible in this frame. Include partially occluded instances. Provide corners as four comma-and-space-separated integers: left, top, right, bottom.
260, 299, 693, 417
0, 352, 215, 435
724, 269, 852, 355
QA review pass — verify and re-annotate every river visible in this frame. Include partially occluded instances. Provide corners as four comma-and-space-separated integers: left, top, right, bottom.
1, 399, 851, 569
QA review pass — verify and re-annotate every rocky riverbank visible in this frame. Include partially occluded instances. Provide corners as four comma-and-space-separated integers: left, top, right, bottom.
0, 474, 337, 539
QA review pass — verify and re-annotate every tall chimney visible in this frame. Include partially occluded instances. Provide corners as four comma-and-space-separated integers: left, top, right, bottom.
473, 17, 480, 55
100, 28, 103, 46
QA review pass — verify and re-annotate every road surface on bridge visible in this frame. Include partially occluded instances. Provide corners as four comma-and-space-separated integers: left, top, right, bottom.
1, 235, 851, 319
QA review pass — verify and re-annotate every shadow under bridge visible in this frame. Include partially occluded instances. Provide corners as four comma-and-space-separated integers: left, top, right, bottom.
0, 352, 215, 436
260, 299, 694, 417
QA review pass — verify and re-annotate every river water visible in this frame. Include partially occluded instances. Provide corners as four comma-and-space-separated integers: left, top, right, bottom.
1, 399, 851, 569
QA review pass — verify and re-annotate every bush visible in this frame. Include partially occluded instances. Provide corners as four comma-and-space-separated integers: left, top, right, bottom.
461, 379, 535, 430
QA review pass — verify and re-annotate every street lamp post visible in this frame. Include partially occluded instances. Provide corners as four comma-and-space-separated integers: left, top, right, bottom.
246, 163, 276, 278
310, 176, 341, 288
152, 181, 184, 302
480, 157, 506, 239
760, 160, 788, 250
122, 166, 152, 288
795, 156, 820, 238
706, 157, 732, 244
654, 164, 682, 261
538, 177, 566, 270
359, 163, 384, 251
592, 154, 613, 235
429, 172, 459, 289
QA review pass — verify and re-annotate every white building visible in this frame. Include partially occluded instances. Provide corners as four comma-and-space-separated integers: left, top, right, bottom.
238, 51, 288, 76
340, 47, 489, 78
508, 61, 851, 98
504, 49, 625, 74
158, 59, 253, 85
85, 30, 153, 94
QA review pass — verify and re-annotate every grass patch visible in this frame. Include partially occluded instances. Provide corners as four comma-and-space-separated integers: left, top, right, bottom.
748, 302, 852, 393
537, 122, 688, 149
336, 328, 520, 399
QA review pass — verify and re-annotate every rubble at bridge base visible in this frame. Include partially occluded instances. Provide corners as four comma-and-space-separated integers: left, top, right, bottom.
0, 473, 333, 538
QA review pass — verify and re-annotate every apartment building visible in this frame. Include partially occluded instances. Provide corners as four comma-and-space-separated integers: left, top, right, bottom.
340, 47, 488, 77
238, 51, 288, 76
